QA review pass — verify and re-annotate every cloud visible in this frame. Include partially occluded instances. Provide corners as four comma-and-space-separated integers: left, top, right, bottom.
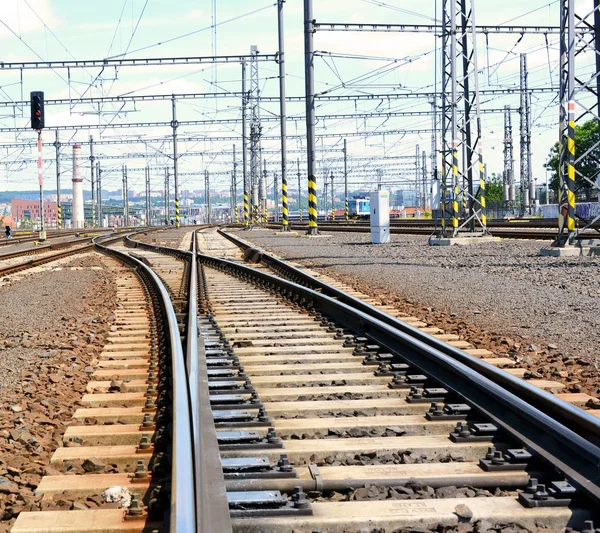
0, 0, 62, 39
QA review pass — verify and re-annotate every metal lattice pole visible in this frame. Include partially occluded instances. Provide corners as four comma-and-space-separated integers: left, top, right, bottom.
171, 95, 180, 228
440, 0, 486, 237
249, 46, 262, 224
554, 0, 600, 245
89, 135, 95, 227
519, 53, 532, 216
503, 105, 514, 209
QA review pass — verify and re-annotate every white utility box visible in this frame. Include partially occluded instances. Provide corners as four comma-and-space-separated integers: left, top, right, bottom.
430, 179, 441, 210
370, 190, 390, 244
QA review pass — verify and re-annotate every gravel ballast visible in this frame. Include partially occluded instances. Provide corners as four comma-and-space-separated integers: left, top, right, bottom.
0, 253, 118, 531
237, 229, 600, 365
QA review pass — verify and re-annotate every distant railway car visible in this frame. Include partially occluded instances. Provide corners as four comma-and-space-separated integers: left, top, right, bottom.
348, 196, 371, 218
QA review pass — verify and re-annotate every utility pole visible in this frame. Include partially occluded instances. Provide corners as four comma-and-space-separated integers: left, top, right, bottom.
232, 144, 238, 222
304, 0, 318, 234
37, 130, 45, 240
54, 131, 61, 229
260, 159, 267, 223
277, 0, 289, 230
96, 161, 102, 226
164, 168, 170, 225
503, 105, 515, 209
205, 170, 211, 224
241, 62, 249, 226
430, 96, 438, 207
297, 158, 303, 222
145, 166, 151, 226
89, 135, 95, 227
122, 164, 129, 226
519, 53, 532, 217
415, 144, 421, 209
343, 139, 349, 220
171, 95, 180, 227
274, 172, 279, 222
422, 150, 428, 210
330, 172, 335, 221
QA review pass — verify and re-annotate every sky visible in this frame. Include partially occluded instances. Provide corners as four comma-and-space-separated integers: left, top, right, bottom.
0, 0, 595, 200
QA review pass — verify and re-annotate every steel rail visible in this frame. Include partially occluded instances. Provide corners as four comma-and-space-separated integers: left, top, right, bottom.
125, 229, 232, 533
95, 234, 197, 532
0, 235, 95, 261
218, 228, 600, 441
266, 223, 586, 240
198, 249, 600, 503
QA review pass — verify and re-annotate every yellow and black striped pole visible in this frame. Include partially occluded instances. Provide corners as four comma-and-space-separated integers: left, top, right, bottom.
253, 204, 258, 225
478, 141, 487, 231
243, 190, 249, 226
566, 100, 576, 243
441, 151, 446, 235
234, 204, 239, 223
57, 204, 62, 229
307, 174, 318, 234
175, 198, 180, 228
345, 198, 349, 220
451, 140, 459, 235
282, 178, 288, 229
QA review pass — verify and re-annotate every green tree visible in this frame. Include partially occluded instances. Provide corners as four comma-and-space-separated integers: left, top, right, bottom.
545, 119, 599, 200
484, 173, 504, 205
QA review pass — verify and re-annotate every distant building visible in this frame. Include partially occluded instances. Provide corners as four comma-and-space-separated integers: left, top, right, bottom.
11, 199, 58, 223
0, 215, 16, 229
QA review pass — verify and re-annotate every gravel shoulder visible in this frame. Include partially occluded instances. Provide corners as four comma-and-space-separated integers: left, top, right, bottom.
237, 229, 600, 390
0, 253, 118, 531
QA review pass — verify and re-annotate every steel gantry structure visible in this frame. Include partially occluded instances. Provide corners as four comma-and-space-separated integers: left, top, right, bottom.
438, 0, 487, 238
503, 105, 516, 210
553, 0, 600, 247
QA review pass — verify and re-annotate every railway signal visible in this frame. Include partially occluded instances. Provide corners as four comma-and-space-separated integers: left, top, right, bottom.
31, 91, 46, 241
30, 91, 45, 130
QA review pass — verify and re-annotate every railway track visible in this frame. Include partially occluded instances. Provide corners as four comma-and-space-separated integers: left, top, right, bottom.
8, 226, 600, 532
266, 222, 600, 241
0, 230, 146, 277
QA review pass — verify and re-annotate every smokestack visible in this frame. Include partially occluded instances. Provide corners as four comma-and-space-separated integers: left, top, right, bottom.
71, 145, 84, 228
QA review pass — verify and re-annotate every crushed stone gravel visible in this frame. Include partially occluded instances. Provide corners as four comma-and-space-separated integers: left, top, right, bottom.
237, 229, 600, 381
0, 253, 118, 531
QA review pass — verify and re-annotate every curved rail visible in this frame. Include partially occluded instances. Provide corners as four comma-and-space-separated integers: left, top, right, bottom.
211, 231, 600, 504
218, 228, 600, 441
124, 229, 232, 533
95, 234, 197, 532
